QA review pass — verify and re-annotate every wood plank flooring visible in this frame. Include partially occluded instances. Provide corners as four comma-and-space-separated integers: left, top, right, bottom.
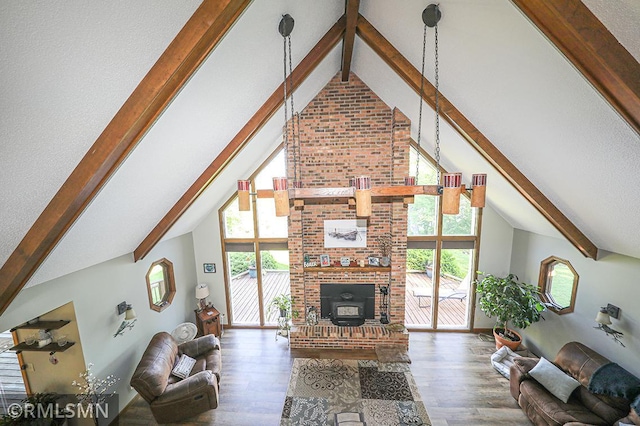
117, 329, 531, 425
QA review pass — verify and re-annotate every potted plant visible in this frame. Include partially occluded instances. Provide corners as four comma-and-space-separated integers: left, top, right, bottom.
475, 272, 544, 350
377, 233, 392, 267
268, 294, 293, 318
247, 260, 257, 278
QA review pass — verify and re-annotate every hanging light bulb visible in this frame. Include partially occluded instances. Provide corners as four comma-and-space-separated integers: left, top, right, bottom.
442, 172, 461, 215
471, 174, 487, 208
354, 176, 372, 217
273, 177, 289, 217
237, 180, 250, 211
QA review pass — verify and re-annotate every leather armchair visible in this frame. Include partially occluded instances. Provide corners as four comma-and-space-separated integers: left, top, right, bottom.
130, 332, 222, 423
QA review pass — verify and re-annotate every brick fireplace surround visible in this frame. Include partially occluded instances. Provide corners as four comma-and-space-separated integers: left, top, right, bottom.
288, 72, 410, 350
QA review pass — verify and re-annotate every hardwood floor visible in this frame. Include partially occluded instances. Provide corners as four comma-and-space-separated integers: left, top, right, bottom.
117, 329, 531, 425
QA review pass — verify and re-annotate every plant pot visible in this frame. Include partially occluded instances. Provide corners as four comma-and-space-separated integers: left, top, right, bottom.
380, 256, 390, 267
279, 308, 288, 318
425, 266, 433, 278
248, 267, 257, 278
493, 327, 522, 351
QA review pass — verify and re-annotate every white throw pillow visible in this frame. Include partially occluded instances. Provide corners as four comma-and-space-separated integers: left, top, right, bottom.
529, 357, 580, 403
171, 354, 196, 380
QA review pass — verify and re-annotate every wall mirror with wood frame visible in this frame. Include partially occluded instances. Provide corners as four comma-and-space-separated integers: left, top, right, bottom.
146, 258, 176, 312
538, 256, 578, 315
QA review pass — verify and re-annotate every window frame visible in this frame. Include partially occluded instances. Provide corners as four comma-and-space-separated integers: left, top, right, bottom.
145, 258, 176, 312
537, 255, 578, 315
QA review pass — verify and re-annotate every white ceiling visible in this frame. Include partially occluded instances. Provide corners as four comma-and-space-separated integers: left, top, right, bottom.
1, 0, 639, 289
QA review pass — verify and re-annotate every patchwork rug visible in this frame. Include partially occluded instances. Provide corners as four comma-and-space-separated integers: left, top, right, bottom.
280, 358, 431, 425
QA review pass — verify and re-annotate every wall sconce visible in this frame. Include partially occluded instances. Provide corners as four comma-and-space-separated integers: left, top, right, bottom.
114, 301, 137, 337
595, 303, 624, 347
195, 283, 210, 312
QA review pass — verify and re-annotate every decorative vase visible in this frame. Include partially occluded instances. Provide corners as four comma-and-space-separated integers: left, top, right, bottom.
380, 256, 390, 267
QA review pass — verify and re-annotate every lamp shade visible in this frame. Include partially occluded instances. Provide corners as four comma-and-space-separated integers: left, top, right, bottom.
195, 284, 210, 300
595, 309, 611, 325
124, 307, 137, 321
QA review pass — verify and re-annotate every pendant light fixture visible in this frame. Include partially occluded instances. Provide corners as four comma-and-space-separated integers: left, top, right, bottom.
235, 6, 486, 217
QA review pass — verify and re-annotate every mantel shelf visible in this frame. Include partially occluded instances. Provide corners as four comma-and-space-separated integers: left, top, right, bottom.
304, 266, 391, 273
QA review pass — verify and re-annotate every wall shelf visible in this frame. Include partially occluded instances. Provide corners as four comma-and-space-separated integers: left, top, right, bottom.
304, 266, 391, 273
10, 320, 70, 332
10, 341, 75, 355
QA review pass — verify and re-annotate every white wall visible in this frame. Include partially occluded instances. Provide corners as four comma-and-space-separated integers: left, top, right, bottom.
192, 210, 229, 325
0, 233, 198, 413
474, 205, 515, 329
510, 230, 640, 377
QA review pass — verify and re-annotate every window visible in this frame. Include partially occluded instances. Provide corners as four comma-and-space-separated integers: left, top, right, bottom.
538, 256, 578, 315
220, 148, 290, 326
405, 146, 481, 330
146, 258, 176, 312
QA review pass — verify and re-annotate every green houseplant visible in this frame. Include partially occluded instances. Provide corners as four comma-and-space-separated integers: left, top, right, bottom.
0, 392, 67, 425
475, 272, 544, 350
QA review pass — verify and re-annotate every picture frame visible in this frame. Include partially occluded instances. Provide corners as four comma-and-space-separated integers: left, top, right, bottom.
368, 256, 380, 267
203, 263, 216, 273
324, 219, 367, 248
320, 254, 331, 267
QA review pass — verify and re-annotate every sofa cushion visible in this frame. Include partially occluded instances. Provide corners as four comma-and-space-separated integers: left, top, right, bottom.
530, 357, 581, 403
171, 354, 196, 379
520, 379, 609, 426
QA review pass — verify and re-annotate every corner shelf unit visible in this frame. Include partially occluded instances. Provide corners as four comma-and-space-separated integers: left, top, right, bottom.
9, 319, 74, 355
304, 266, 391, 273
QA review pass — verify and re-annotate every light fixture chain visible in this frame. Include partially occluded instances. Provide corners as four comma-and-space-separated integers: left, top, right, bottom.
282, 34, 290, 173
434, 23, 441, 184
287, 35, 299, 183
416, 22, 427, 184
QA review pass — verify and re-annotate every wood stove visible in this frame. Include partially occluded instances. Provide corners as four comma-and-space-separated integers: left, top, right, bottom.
320, 284, 375, 326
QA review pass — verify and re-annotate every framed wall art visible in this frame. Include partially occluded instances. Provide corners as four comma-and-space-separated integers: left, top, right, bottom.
324, 219, 367, 248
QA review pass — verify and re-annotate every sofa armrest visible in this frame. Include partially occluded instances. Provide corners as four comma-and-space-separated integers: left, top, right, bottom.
179, 334, 220, 358
509, 357, 539, 400
154, 370, 218, 407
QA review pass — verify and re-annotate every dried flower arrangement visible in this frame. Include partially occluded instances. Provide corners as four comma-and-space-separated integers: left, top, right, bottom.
377, 233, 392, 258
71, 363, 120, 425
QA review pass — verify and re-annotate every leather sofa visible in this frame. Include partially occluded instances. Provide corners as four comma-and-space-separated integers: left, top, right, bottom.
510, 341, 639, 425
130, 332, 222, 423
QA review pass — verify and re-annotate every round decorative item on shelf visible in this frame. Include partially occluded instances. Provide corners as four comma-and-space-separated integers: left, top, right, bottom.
171, 323, 197, 344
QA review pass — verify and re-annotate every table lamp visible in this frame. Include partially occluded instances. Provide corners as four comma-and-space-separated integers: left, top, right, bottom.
196, 284, 210, 311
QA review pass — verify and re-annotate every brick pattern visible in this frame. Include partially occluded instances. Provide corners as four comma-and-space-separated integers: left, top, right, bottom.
287, 72, 410, 350
290, 324, 409, 350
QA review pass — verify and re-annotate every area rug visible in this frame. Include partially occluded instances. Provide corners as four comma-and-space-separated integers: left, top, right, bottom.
375, 345, 411, 364
280, 358, 430, 425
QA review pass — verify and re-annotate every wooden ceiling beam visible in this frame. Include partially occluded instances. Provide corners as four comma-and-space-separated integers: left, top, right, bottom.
356, 14, 599, 259
341, 0, 360, 81
133, 15, 347, 261
0, 0, 251, 314
512, 0, 640, 136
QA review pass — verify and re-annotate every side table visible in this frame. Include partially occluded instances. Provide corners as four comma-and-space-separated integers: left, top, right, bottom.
195, 307, 221, 337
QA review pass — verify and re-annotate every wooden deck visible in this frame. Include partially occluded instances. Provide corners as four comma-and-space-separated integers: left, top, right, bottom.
0, 331, 26, 414
230, 271, 468, 328
405, 272, 469, 328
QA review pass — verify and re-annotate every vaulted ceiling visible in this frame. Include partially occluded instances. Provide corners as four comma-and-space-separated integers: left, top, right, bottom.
1, 0, 639, 313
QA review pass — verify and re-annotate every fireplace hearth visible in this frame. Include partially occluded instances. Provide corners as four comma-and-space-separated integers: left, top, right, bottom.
320, 284, 375, 326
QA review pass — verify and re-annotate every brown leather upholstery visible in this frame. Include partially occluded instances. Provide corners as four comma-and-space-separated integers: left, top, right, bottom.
130, 332, 222, 423
510, 342, 636, 426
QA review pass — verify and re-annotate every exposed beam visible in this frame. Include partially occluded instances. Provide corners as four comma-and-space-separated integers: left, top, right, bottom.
512, 0, 640, 135
0, 0, 251, 314
357, 14, 599, 259
134, 15, 347, 261
341, 0, 360, 81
